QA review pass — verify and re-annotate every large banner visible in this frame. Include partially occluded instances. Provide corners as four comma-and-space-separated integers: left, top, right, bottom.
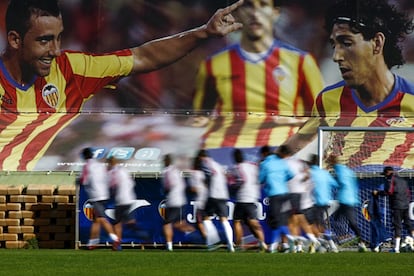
77, 176, 414, 248
1, 1, 414, 172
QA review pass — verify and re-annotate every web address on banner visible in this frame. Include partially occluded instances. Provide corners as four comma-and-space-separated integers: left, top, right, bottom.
56, 162, 161, 168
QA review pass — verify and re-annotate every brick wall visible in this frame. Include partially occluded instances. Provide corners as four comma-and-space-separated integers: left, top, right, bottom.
0, 184, 76, 249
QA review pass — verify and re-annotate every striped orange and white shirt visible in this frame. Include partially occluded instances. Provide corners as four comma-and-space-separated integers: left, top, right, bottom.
193, 40, 324, 149
0, 49, 133, 170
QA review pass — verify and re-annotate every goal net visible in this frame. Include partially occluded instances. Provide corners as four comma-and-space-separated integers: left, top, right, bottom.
318, 126, 414, 247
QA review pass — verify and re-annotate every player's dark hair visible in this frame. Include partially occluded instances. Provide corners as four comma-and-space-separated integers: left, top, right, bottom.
6, 0, 61, 37
276, 144, 292, 158
260, 145, 272, 158
163, 154, 172, 167
233, 148, 244, 164
81, 147, 93, 160
192, 156, 203, 170
309, 154, 319, 166
325, 0, 414, 68
196, 149, 209, 158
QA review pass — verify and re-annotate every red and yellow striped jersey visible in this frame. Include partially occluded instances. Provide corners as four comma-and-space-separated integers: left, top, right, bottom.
193, 40, 323, 149
299, 76, 414, 170
0, 49, 133, 170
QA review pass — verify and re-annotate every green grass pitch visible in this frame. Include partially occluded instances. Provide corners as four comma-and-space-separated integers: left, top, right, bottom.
1, 249, 413, 275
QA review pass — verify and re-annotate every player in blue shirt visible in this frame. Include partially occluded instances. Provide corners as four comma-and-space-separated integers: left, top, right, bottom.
259, 145, 294, 253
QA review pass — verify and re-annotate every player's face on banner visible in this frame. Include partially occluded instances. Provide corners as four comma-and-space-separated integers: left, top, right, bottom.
20, 15, 64, 78
330, 23, 376, 88
236, 0, 276, 40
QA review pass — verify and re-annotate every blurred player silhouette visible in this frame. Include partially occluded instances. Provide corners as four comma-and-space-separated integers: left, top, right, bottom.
107, 156, 150, 250
308, 154, 339, 252
326, 154, 367, 252
79, 147, 119, 250
228, 148, 267, 251
259, 145, 294, 253
198, 149, 235, 252
189, 155, 209, 240
279, 146, 320, 253
374, 166, 414, 253
161, 154, 195, 251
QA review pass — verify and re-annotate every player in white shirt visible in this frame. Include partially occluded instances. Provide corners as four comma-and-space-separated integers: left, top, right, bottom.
198, 149, 234, 252
162, 154, 195, 251
189, 156, 209, 240
228, 149, 267, 252
79, 148, 119, 250
278, 145, 320, 253
107, 156, 138, 250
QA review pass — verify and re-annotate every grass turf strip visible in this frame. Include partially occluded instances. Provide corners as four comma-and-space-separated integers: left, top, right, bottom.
0, 249, 413, 275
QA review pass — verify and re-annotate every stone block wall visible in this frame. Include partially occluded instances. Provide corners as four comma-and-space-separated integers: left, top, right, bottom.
0, 184, 76, 249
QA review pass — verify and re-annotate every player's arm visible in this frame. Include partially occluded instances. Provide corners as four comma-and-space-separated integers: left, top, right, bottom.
283, 132, 317, 154
283, 113, 321, 154
129, 0, 243, 74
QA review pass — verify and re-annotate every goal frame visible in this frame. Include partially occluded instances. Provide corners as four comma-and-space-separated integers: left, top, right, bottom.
317, 126, 414, 246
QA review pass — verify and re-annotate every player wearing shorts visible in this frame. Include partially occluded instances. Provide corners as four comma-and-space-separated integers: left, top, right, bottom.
79, 148, 119, 250
259, 145, 294, 253
107, 156, 140, 251
279, 146, 320, 253
189, 155, 209, 240
162, 154, 195, 251
327, 154, 367, 252
228, 149, 267, 252
198, 150, 234, 252
308, 154, 339, 252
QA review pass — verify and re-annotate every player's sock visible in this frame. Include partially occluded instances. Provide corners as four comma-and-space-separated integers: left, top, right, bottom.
109, 233, 119, 242
221, 220, 234, 251
297, 241, 303, 252
269, 242, 279, 253
306, 233, 320, 247
87, 238, 99, 246
286, 234, 296, 245
395, 237, 401, 252
328, 240, 338, 250
203, 220, 220, 246
166, 241, 173, 251
282, 243, 289, 251
259, 240, 268, 251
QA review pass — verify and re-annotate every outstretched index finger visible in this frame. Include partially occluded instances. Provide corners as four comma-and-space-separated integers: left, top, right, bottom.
221, 0, 244, 15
